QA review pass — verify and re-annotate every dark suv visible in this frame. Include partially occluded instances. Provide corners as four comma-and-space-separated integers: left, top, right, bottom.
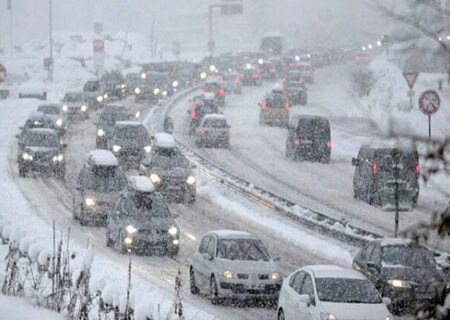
17, 128, 66, 179
351, 146, 420, 210
284, 81, 307, 105
285, 115, 331, 163
352, 239, 444, 315
21, 111, 61, 137
96, 104, 132, 149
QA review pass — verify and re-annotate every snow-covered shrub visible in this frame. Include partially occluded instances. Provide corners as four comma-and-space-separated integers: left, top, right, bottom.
350, 67, 376, 97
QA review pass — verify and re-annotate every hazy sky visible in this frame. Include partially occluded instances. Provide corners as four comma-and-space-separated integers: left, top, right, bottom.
0, 0, 387, 52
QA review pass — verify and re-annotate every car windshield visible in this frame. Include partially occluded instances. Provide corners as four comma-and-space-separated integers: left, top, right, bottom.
375, 152, 418, 180
26, 118, 54, 129
115, 125, 148, 141
83, 82, 100, 91
316, 278, 382, 304
99, 111, 131, 124
151, 151, 190, 169
37, 105, 59, 114
64, 93, 83, 102
267, 94, 287, 108
129, 193, 171, 217
217, 239, 271, 261
382, 246, 436, 267
79, 166, 126, 192
22, 132, 59, 148
205, 83, 221, 91
203, 118, 228, 128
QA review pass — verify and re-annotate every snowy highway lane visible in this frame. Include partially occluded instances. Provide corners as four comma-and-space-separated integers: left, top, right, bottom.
1, 94, 359, 319
169, 63, 448, 251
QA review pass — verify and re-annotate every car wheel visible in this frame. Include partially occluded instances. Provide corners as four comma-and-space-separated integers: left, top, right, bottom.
278, 309, 285, 320
55, 166, 65, 180
187, 192, 196, 204
106, 229, 114, 247
18, 165, 27, 178
190, 268, 200, 295
210, 275, 220, 305
78, 205, 87, 226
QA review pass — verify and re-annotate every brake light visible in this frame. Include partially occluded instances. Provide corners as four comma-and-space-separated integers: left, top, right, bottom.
239, 74, 244, 80
299, 77, 304, 85
372, 162, 379, 177
224, 129, 231, 137
217, 88, 225, 97
261, 100, 267, 109
268, 67, 275, 73
294, 139, 301, 146
191, 111, 197, 120
326, 140, 332, 149
415, 163, 420, 177
251, 74, 259, 80
284, 102, 290, 110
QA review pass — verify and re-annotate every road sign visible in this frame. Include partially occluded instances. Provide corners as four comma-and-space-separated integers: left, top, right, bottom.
93, 39, 104, 53
402, 71, 419, 90
419, 89, 440, 116
0, 64, 6, 82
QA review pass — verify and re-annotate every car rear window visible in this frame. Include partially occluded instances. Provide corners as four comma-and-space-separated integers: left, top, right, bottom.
203, 118, 228, 128
296, 119, 330, 139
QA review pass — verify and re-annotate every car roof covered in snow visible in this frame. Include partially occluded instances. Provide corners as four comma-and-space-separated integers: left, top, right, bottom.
115, 121, 142, 127
154, 133, 176, 149
104, 104, 126, 111
127, 176, 155, 193
24, 128, 58, 135
88, 150, 119, 167
360, 143, 416, 153
202, 114, 227, 121
376, 238, 413, 247
208, 230, 256, 240
304, 265, 366, 280
38, 103, 60, 108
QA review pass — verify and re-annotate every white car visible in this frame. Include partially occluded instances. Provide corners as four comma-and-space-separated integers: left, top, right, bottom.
277, 265, 392, 320
189, 230, 282, 305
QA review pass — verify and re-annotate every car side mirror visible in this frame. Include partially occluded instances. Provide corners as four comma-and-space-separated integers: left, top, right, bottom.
62, 143, 68, 149
351, 157, 359, 166
298, 294, 311, 305
202, 253, 213, 261
382, 297, 392, 306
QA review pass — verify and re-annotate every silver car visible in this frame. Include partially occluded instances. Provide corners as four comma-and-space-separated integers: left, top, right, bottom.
73, 150, 127, 225
61, 91, 89, 120
194, 114, 231, 148
189, 230, 282, 305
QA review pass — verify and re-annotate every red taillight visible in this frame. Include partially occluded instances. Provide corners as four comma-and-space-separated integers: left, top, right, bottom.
239, 74, 244, 80
217, 89, 225, 97
415, 163, 420, 177
261, 100, 267, 109
372, 162, 379, 176
294, 139, 301, 146
224, 129, 231, 137
284, 102, 290, 110
191, 111, 197, 120
268, 67, 275, 73
219, 77, 224, 84
326, 140, 332, 149
251, 74, 259, 80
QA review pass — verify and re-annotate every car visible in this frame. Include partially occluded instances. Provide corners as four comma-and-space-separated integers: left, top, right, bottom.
124, 73, 141, 96
73, 150, 127, 226
296, 62, 314, 84
105, 175, 180, 256
351, 146, 420, 209
189, 230, 282, 305
352, 238, 445, 315
202, 77, 226, 106
283, 70, 305, 85
222, 73, 242, 94
259, 85, 290, 127
284, 81, 307, 105
194, 114, 231, 148
277, 265, 392, 320
61, 92, 89, 121
258, 60, 278, 81
20, 111, 61, 137
139, 133, 196, 203
240, 67, 262, 86
108, 121, 151, 168
16, 128, 66, 179
95, 104, 132, 149
134, 72, 171, 103
285, 115, 331, 163
189, 93, 220, 133
101, 70, 127, 100
36, 103, 67, 135
82, 79, 107, 109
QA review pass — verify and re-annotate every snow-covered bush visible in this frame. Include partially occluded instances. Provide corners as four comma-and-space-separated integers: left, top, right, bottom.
350, 67, 376, 97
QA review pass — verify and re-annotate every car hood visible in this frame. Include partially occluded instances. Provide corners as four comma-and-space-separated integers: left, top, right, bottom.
111, 139, 147, 149
217, 259, 279, 275
24, 146, 58, 153
152, 167, 192, 179
124, 216, 176, 231
321, 301, 389, 320
83, 190, 121, 202
381, 266, 443, 284
63, 103, 85, 109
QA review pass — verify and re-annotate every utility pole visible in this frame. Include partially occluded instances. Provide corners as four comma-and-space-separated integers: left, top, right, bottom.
8, 0, 13, 58
393, 150, 400, 238
48, 0, 54, 81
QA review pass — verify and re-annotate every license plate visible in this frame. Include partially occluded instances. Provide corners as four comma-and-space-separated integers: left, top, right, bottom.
247, 284, 265, 290
416, 293, 433, 300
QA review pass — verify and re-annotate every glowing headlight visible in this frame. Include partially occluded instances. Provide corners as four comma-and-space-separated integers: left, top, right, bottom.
153, 88, 160, 95
62, 105, 68, 112
97, 128, 105, 137
150, 173, 161, 184
162, 91, 168, 96
186, 176, 196, 185
168, 226, 178, 236
258, 58, 264, 65
22, 152, 33, 161
85, 197, 95, 207
134, 111, 141, 118
172, 239, 180, 245
124, 237, 133, 245
134, 87, 141, 95
270, 272, 280, 280
223, 271, 233, 279
52, 154, 64, 162
209, 65, 216, 72
172, 80, 179, 88
385, 316, 392, 320
144, 145, 152, 153
295, 55, 300, 62
103, 94, 108, 99
56, 118, 63, 127
125, 225, 138, 234
96, 95, 103, 102
141, 73, 147, 79
200, 72, 207, 80
80, 105, 87, 112
387, 279, 410, 288
320, 314, 336, 320
112, 145, 121, 153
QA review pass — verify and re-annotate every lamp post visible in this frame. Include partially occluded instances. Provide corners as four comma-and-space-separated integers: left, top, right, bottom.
48, 0, 54, 81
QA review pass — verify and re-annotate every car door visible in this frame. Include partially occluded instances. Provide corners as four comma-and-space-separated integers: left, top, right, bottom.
195, 236, 215, 290
192, 236, 210, 293
298, 274, 317, 320
357, 244, 375, 280
366, 244, 382, 286
284, 271, 305, 320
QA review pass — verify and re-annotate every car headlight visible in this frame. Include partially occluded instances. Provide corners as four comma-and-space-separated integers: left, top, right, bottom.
97, 128, 105, 137
56, 118, 63, 126
123, 237, 133, 245
52, 154, 64, 162
141, 73, 147, 79
134, 87, 141, 95
320, 313, 336, 320
150, 173, 161, 184
135, 111, 141, 118
162, 90, 168, 96
270, 272, 280, 280
172, 239, 180, 246
144, 145, 152, 153
223, 271, 233, 279
186, 176, 196, 185
125, 225, 138, 234
22, 152, 33, 161
85, 197, 95, 207
153, 88, 160, 95
103, 94, 108, 99
168, 226, 178, 236
172, 80, 179, 88
96, 95, 103, 102
200, 72, 207, 79
387, 279, 411, 288
385, 316, 392, 320
62, 105, 68, 112
112, 145, 121, 153
81, 105, 87, 112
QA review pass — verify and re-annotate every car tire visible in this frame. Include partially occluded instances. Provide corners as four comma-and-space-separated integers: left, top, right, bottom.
190, 268, 200, 295
106, 229, 114, 247
278, 309, 285, 320
210, 275, 220, 305
187, 192, 196, 204
55, 166, 65, 180
78, 205, 87, 226
286, 144, 293, 159
18, 165, 27, 178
